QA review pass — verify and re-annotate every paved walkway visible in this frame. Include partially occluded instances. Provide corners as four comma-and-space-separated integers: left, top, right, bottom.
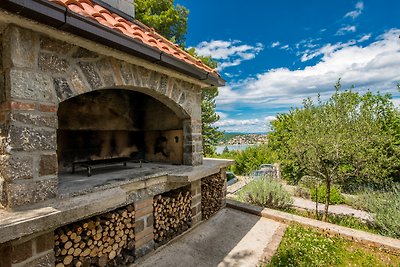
293, 197, 373, 221
134, 208, 283, 267
227, 178, 373, 222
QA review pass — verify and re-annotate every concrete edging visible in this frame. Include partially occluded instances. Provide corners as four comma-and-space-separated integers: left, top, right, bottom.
227, 199, 400, 254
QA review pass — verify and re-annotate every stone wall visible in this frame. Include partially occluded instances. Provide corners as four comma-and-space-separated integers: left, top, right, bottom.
0, 24, 203, 208
0, 231, 55, 267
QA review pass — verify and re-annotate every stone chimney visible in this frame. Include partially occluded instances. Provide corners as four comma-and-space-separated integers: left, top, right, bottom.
101, 0, 135, 18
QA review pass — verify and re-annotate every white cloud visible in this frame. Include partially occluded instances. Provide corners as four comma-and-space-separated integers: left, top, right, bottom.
358, 33, 371, 42
336, 25, 357, 36
344, 1, 364, 19
300, 39, 356, 62
280, 44, 289, 50
217, 29, 400, 112
271, 41, 280, 48
194, 40, 264, 70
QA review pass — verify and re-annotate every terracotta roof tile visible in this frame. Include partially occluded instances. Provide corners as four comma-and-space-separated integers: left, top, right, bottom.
48, 0, 220, 77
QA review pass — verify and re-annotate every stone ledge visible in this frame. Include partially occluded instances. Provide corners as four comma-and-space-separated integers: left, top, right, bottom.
227, 199, 400, 254
169, 158, 234, 183
0, 188, 126, 243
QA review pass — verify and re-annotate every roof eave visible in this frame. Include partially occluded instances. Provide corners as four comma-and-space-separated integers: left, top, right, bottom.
0, 0, 226, 87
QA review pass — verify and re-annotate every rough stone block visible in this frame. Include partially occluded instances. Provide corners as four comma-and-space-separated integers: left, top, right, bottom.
22, 250, 54, 267
135, 218, 145, 234
69, 69, 88, 96
119, 61, 133, 85
4, 26, 38, 69
158, 74, 168, 95
40, 35, 74, 55
79, 62, 103, 89
0, 154, 33, 181
134, 240, 154, 259
146, 214, 154, 227
11, 240, 32, 264
9, 69, 55, 103
53, 77, 73, 102
35, 232, 54, 253
11, 112, 57, 129
6, 178, 57, 207
191, 213, 202, 226
96, 59, 116, 88
0, 244, 11, 267
39, 53, 70, 74
72, 47, 99, 59
39, 154, 58, 177
8, 125, 56, 151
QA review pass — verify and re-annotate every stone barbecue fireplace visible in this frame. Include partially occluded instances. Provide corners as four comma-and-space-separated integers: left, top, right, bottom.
0, 1, 232, 266
57, 89, 185, 174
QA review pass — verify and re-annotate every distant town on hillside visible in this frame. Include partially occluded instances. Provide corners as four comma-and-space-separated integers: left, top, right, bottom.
218, 133, 268, 145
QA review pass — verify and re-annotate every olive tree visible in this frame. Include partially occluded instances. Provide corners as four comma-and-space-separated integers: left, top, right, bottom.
271, 81, 400, 220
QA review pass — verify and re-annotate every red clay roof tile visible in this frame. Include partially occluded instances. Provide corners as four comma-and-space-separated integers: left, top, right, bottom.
48, 0, 219, 77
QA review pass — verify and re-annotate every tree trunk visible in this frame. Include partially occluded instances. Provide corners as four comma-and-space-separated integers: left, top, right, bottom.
315, 185, 319, 220
323, 178, 331, 221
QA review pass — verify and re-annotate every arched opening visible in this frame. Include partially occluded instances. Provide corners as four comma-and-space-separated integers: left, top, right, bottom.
57, 89, 186, 175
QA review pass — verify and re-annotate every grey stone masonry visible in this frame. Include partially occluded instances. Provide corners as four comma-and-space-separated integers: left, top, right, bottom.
0, 231, 55, 267
0, 24, 204, 209
134, 197, 155, 258
190, 180, 202, 226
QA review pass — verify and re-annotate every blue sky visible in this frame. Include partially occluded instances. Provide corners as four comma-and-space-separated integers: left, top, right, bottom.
176, 0, 400, 133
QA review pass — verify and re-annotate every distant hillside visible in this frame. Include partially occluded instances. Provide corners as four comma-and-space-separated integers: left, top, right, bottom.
218, 133, 267, 145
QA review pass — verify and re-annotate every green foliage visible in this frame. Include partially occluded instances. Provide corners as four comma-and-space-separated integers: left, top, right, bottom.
201, 87, 223, 156
269, 81, 400, 218
267, 224, 399, 267
231, 144, 276, 175
310, 185, 345, 205
351, 186, 400, 238
134, 0, 188, 46
237, 177, 293, 209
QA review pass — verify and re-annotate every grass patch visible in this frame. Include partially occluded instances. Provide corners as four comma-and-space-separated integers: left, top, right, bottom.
287, 208, 379, 235
267, 224, 400, 267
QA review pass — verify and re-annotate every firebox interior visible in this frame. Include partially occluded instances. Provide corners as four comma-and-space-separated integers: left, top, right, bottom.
57, 89, 185, 175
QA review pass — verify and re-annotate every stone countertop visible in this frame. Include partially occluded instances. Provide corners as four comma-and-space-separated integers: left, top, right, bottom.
0, 158, 233, 243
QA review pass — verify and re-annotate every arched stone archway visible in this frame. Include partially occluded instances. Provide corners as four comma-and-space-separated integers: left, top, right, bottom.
57, 88, 190, 171
0, 26, 203, 208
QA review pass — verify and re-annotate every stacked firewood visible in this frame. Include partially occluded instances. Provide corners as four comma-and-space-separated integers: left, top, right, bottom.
54, 205, 135, 267
202, 172, 224, 220
153, 189, 192, 245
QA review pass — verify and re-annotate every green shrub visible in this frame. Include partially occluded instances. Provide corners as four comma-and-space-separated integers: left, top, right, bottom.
351, 186, 400, 238
310, 185, 345, 205
237, 177, 293, 209
231, 144, 276, 175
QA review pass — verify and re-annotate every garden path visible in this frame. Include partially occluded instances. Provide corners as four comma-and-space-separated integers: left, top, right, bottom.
227, 177, 373, 222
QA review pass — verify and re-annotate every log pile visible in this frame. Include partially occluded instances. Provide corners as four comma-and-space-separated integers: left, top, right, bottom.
153, 188, 192, 245
202, 172, 224, 220
54, 205, 135, 267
